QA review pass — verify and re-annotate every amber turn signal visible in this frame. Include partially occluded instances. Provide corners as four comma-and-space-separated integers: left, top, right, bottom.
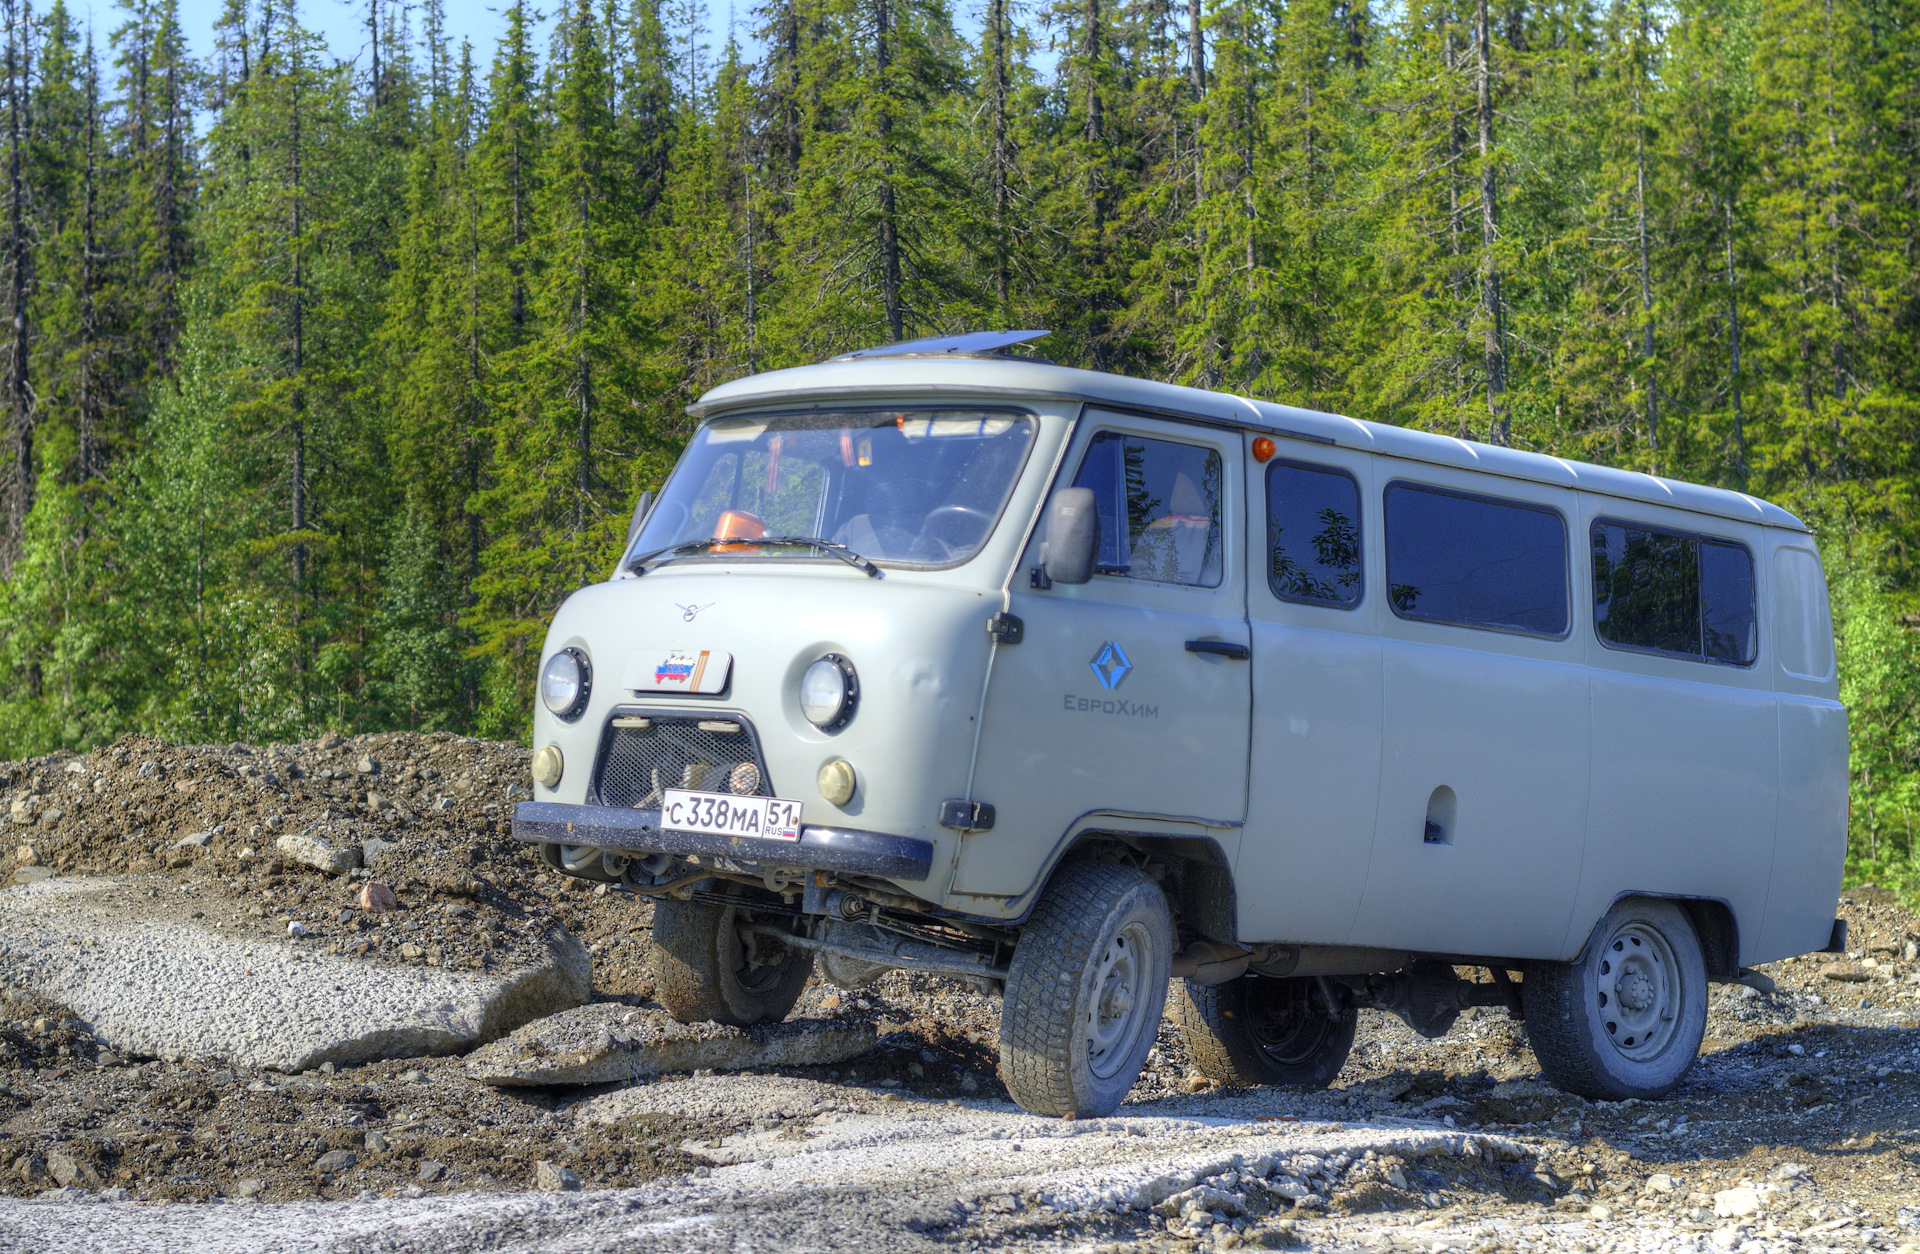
1251, 436, 1277, 462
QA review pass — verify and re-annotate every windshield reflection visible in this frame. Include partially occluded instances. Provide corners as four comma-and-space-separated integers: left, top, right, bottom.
632, 409, 1036, 569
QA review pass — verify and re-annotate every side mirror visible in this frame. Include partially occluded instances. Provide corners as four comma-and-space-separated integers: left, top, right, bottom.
1037, 487, 1100, 586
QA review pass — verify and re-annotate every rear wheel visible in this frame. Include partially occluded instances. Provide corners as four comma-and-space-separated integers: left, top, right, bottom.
650, 886, 813, 1026
1175, 975, 1355, 1089
1524, 897, 1708, 1101
999, 862, 1173, 1118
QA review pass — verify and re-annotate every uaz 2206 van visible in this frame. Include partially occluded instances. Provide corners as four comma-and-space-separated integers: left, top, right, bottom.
513, 331, 1848, 1117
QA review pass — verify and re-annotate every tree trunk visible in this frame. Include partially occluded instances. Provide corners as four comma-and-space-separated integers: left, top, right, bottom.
510, 0, 528, 339
1083, 0, 1107, 366
989, 0, 1010, 317
290, 31, 308, 658
3, 0, 33, 566
874, 0, 902, 341
1634, 63, 1656, 468
1187, 0, 1204, 216
79, 39, 102, 482
1723, 193, 1746, 489
1476, 0, 1507, 445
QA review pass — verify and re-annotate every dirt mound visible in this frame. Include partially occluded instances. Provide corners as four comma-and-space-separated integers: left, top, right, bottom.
0, 731, 651, 982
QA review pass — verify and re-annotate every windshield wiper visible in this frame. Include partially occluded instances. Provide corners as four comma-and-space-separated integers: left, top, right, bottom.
758, 536, 883, 577
627, 535, 882, 578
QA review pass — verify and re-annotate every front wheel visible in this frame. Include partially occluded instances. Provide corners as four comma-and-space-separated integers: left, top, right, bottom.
999, 862, 1173, 1118
650, 887, 813, 1026
1524, 897, 1708, 1101
1174, 975, 1356, 1089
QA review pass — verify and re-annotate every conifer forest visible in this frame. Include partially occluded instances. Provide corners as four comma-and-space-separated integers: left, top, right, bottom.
0, 0, 1915, 889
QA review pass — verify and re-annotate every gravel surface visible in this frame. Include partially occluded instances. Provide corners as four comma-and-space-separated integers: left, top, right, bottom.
3, 733, 1919, 1253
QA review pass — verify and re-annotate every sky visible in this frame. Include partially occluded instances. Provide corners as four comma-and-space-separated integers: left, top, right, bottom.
75, 1, 735, 79
78, 0, 1000, 89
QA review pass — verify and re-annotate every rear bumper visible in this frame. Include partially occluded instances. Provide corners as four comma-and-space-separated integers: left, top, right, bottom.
512, 801, 935, 883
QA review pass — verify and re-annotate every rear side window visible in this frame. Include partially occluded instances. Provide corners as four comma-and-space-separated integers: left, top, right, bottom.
1384, 483, 1569, 637
1592, 520, 1757, 665
1071, 431, 1224, 587
1266, 460, 1362, 607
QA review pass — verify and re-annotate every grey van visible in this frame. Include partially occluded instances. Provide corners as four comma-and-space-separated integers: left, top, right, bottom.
514, 333, 1848, 1117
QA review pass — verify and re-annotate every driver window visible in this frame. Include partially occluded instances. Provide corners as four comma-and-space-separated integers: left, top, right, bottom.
1071, 430, 1224, 587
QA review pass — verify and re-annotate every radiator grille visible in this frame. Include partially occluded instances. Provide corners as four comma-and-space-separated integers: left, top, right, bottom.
593, 715, 773, 808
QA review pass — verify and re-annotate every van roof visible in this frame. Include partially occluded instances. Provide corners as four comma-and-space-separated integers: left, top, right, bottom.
689, 356, 1810, 534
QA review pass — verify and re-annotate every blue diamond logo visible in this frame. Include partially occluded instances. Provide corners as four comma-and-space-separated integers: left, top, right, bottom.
1090, 641, 1132, 691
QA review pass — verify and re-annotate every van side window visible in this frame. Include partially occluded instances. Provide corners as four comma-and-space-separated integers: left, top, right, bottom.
1266, 460, 1362, 607
1591, 520, 1756, 665
1071, 431, 1223, 587
1383, 482, 1569, 637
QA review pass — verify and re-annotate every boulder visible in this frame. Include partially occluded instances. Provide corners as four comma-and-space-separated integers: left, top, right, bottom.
466, 1001, 878, 1087
275, 832, 360, 876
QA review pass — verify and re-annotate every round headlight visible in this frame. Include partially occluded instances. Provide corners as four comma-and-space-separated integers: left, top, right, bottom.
540, 648, 591, 720
799, 654, 858, 730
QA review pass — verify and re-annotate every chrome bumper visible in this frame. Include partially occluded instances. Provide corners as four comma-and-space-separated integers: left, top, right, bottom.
512, 801, 935, 882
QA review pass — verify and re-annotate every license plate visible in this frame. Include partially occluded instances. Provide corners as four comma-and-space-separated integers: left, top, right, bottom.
661, 789, 803, 842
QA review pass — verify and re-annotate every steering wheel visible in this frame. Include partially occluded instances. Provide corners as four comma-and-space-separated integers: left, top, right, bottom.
921, 505, 990, 550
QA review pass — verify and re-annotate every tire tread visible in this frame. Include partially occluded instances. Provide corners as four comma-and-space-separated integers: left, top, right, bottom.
999, 861, 1168, 1117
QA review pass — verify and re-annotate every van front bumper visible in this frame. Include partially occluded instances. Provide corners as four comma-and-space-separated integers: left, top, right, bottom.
512, 801, 935, 882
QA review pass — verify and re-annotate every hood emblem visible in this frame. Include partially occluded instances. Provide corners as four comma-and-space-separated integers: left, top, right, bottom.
675, 602, 715, 622
1090, 641, 1133, 691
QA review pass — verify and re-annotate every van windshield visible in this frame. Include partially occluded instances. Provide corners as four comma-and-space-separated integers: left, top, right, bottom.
631, 409, 1036, 569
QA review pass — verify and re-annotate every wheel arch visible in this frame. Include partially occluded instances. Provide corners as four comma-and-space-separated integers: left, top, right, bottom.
1584, 891, 1741, 980
1008, 826, 1239, 943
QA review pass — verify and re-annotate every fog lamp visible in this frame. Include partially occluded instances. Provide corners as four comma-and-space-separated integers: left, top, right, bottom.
817, 759, 857, 807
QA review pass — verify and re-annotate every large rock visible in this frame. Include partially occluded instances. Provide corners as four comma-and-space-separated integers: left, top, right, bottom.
0, 877, 591, 1071
275, 831, 360, 875
466, 1002, 877, 1086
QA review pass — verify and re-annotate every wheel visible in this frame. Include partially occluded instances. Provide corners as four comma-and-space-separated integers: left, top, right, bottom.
1524, 897, 1708, 1101
1174, 975, 1356, 1089
650, 887, 813, 1026
998, 861, 1173, 1117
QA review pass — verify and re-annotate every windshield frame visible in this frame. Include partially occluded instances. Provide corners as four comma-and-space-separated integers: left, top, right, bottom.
625, 404, 1043, 574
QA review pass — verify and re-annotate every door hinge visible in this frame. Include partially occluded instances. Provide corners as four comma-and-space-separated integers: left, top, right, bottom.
987, 612, 1023, 645
940, 799, 996, 832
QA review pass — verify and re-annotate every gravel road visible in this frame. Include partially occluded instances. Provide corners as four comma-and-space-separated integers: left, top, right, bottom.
4, 733, 1920, 1253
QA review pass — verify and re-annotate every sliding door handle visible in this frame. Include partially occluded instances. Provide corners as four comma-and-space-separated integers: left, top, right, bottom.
1185, 640, 1250, 660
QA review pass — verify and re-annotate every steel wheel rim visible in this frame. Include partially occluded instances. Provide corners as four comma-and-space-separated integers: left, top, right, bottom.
1249, 980, 1336, 1068
1086, 921, 1153, 1080
1594, 920, 1682, 1062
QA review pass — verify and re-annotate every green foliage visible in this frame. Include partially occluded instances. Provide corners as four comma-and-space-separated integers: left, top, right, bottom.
0, 1, 1912, 920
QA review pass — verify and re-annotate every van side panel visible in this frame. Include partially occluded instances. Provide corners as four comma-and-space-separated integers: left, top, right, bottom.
1570, 671, 1780, 962
1234, 440, 1383, 945
1352, 639, 1589, 956
1562, 504, 1781, 964
1758, 540, 1847, 964
1347, 472, 1588, 959
1764, 699, 1848, 961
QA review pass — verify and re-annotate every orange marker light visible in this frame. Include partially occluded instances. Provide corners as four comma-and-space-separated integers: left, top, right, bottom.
1251, 437, 1277, 463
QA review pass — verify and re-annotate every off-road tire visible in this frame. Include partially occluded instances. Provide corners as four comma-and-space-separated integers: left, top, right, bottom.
1174, 975, 1356, 1089
998, 861, 1173, 1118
651, 888, 813, 1027
1524, 897, 1708, 1101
